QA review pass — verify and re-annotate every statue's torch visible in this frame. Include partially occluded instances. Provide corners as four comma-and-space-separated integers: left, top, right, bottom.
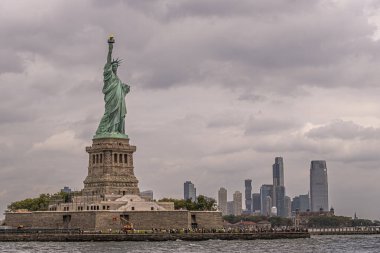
108, 35, 115, 44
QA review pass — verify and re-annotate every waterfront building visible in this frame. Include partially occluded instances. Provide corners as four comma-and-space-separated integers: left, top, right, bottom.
184, 181, 196, 202
233, 191, 243, 216
244, 179, 252, 213
294, 208, 335, 228
260, 184, 273, 216
218, 187, 227, 215
310, 161, 328, 212
252, 193, 261, 213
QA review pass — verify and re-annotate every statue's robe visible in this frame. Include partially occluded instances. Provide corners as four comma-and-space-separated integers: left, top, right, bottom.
96, 62, 130, 135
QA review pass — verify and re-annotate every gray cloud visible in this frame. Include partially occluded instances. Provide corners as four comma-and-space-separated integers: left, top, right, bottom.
306, 120, 380, 140
245, 117, 299, 135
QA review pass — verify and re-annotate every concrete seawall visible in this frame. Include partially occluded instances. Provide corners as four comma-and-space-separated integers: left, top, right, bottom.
310, 231, 380, 235
0, 232, 310, 242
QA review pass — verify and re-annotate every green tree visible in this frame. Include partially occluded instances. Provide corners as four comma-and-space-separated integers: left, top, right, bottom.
268, 216, 293, 227
195, 195, 217, 211
351, 219, 374, 227
7, 191, 72, 211
308, 216, 352, 227
223, 215, 291, 225
158, 195, 216, 211
8, 194, 52, 211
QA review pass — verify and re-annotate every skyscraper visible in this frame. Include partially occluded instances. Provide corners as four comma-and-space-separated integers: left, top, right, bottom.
299, 193, 310, 212
284, 196, 291, 218
252, 193, 261, 213
291, 193, 310, 213
260, 184, 273, 216
274, 185, 286, 217
218, 187, 227, 215
310, 160, 328, 211
227, 201, 234, 215
273, 157, 284, 186
265, 196, 273, 217
184, 181, 196, 202
244, 179, 252, 213
233, 191, 243, 216
273, 157, 286, 217
291, 196, 300, 213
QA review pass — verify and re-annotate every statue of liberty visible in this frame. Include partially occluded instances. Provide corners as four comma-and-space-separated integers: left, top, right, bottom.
95, 36, 130, 139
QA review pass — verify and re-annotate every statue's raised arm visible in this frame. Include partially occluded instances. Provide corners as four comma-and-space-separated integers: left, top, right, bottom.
107, 36, 115, 64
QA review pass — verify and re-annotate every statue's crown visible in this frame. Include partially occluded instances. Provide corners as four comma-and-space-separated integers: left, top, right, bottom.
111, 58, 122, 66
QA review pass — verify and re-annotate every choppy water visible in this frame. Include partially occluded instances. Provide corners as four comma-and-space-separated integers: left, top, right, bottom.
1, 235, 380, 253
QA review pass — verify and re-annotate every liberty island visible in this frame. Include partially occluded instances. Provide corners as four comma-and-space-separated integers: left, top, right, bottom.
2, 37, 224, 233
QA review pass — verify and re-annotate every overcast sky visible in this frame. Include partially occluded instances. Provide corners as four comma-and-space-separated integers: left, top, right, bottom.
1, 0, 380, 220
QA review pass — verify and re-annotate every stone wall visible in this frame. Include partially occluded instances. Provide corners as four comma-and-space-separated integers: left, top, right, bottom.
96, 211, 190, 230
190, 211, 224, 229
5, 212, 96, 230
4, 210, 223, 231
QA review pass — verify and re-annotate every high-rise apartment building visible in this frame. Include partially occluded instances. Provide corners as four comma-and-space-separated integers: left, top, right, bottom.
284, 196, 291, 218
310, 161, 328, 211
184, 181, 196, 202
252, 193, 261, 213
273, 157, 284, 186
273, 157, 286, 217
299, 193, 310, 212
291, 196, 300, 213
244, 179, 252, 213
274, 185, 286, 217
260, 184, 273, 216
227, 201, 234, 215
218, 187, 227, 215
233, 191, 243, 216
291, 193, 310, 213
264, 196, 273, 216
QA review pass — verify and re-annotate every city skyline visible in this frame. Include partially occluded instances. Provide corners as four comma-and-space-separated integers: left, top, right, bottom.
2, 1, 380, 221
207, 157, 329, 218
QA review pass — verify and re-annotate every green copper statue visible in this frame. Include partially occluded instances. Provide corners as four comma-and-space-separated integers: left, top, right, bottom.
95, 36, 130, 139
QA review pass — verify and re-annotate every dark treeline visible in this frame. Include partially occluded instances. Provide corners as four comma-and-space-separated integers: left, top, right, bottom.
7, 192, 71, 211
308, 216, 380, 228
158, 195, 216, 211
223, 215, 380, 228
8, 193, 217, 212
223, 215, 292, 227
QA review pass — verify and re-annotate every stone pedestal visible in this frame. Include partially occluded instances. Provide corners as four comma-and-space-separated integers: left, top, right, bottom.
83, 137, 139, 195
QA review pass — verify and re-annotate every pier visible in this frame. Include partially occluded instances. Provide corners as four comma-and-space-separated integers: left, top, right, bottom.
308, 227, 380, 235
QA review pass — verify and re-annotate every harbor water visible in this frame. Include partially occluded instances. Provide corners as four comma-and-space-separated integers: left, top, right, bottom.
0, 235, 379, 253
